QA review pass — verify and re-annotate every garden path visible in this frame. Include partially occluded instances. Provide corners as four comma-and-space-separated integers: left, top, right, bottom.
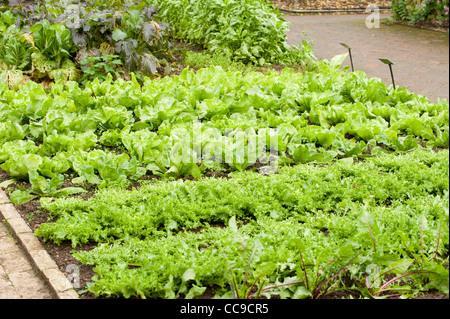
285, 13, 449, 103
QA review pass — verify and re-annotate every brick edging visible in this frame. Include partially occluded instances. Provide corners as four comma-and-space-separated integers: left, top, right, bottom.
0, 189, 79, 299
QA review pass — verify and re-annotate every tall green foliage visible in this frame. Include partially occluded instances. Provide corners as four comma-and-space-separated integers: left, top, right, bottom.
147, 0, 314, 66
392, 0, 449, 26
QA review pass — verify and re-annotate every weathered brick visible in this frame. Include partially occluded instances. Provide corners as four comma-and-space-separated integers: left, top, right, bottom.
7, 218, 32, 235
17, 232, 44, 252
28, 249, 59, 271
0, 203, 21, 220
0, 190, 10, 204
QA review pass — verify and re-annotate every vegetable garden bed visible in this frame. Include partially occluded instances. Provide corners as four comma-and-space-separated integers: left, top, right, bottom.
1, 63, 448, 299
2, 148, 449, 299
0, 0, 448, 300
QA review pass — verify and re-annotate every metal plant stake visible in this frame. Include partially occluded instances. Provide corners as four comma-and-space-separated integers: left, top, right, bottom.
340, 43, 354, 72
379, 58, 396, 90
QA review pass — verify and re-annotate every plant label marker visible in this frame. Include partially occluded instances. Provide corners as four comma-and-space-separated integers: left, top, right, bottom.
340, 43, 354, 72
379, 58, 396, 90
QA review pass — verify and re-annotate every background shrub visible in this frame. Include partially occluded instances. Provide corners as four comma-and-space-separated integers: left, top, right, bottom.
391, 0, 449, 28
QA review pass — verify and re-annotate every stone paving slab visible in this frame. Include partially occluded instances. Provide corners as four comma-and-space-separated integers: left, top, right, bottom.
0, 189, 79, 299
285, 13, 449, 103
0, 222, 53, 299
0, 264, 21, 299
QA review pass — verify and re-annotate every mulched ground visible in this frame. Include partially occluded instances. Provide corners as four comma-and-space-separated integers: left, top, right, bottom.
269, 0, 392, 10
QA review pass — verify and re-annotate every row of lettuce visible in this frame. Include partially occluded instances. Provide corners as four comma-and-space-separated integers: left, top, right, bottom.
0, 62, 448, 203
36, 149, 449, 298
0, 0, 314, 88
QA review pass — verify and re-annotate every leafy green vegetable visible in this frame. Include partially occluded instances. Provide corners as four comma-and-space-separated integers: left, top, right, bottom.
10, 170, 85, 204
32, 20, 76, 67
0, 25, 32, 78
1, 153, 42, 180
34, 149, 449, 298
151, 0, 316, 66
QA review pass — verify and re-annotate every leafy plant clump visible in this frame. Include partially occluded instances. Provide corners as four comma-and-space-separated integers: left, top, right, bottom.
391, 0, 449, 29
148, 0, 317, 67
0, 10, 31, 88
79, 54, 124, 85
1, 0, 175, 86
183, 51, 257, 74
